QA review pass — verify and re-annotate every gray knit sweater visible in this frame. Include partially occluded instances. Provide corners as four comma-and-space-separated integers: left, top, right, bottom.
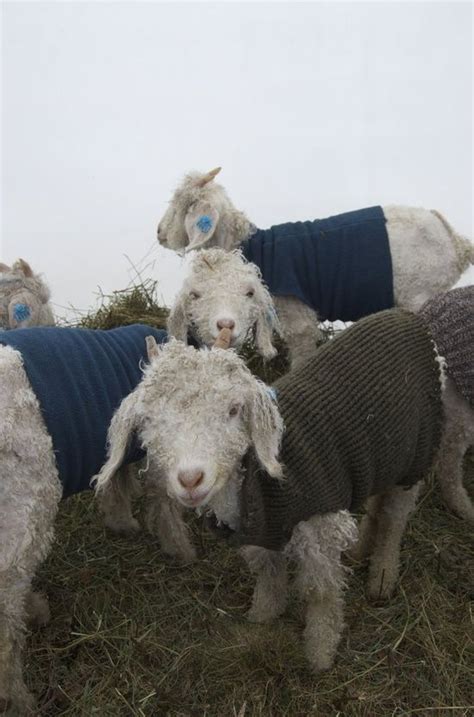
219, 309, 443, 551
419, 286, 473, 408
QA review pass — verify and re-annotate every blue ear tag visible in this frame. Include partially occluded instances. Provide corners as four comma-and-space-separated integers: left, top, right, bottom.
196, 214, 213, 234
265, 386, 278, 403
13, 303, 31, 323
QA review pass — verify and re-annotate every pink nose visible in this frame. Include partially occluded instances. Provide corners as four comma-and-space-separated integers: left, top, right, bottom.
178, 469, 205, 489
217, 318, 235, 331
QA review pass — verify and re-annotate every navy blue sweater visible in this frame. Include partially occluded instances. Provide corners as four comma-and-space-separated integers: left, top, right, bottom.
0, 325, 167, 498
241, 206, 394, 322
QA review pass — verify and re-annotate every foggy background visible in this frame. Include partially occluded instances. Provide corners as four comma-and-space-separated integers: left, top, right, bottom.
1, 1, 472, 320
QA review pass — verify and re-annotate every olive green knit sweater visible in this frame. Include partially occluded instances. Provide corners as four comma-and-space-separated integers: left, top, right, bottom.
227, 309, 443, 551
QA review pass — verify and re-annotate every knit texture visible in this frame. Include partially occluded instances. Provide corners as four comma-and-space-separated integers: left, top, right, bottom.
0, 325, 167, 497
419, 286, 474, 408
240, 206, 394, 321
224, 309, 442, 550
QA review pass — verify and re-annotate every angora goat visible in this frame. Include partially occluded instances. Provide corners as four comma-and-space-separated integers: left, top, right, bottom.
0, 259, 54, 329
167, 249, 473, 522
168, 248, 279, 359
157, 167, 474, 367
94, 287, 473, 672
0, 324, 195, 715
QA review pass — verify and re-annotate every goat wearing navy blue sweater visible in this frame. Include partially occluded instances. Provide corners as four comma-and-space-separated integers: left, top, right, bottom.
0, 326, 194, 715
158, 168, 474, 368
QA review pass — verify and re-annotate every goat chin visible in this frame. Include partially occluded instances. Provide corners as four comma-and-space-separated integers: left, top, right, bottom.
199, 472, 243, 533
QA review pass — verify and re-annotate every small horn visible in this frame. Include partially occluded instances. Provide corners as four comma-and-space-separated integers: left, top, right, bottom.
15, 259, 33, 278
146, 335, 159, 361
213, 327, 232, 350
197, 166, 222, 188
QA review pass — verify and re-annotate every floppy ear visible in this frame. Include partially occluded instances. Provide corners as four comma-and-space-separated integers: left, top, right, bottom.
92, 392, 141, 493
254, 285, 280, 360
247, 380, 284, 478
167, 293, 189, 342
184, 201, 220, 251
8, 290, 40, 328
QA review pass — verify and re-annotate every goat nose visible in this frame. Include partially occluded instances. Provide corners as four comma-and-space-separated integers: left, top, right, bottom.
217, 318, 235, 331
178, 470, 205, 489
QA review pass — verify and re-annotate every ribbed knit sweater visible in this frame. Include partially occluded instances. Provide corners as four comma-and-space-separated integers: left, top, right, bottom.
221, 309, 443, 550
240, 206, 394, 322
419, 286, 473, 408
0, 325, 167, 497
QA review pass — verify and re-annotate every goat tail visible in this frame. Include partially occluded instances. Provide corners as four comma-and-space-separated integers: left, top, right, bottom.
431, 209, 474, 272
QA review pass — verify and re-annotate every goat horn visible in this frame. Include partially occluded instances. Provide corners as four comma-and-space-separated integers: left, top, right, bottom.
16, 259, 33, 278
197, 166, 221, 187
213, 327, 232, 350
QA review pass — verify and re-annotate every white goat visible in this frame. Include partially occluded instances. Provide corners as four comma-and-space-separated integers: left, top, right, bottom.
0, 259, 54, 329
168, 252, 474, 523
168, 248, 279, 359
157, 168, 474, 366
0, 260, 149, 540
94, 293, 473, 673
0, 325, 194, 715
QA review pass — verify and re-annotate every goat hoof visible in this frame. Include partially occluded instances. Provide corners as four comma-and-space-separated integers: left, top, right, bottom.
246, 607, 274, 624
104, 516, 141, 535
0, 695, 33, 716
0, 697, 11, 714
306, 652, 334, 673
173, 546, 197, 564
346, 540, 373, 563
26, 591, 51, 627
366, 579, 395, 603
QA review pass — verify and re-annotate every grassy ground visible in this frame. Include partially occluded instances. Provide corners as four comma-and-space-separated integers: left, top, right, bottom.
23, 285, 474, 715
27, 458, 473, 716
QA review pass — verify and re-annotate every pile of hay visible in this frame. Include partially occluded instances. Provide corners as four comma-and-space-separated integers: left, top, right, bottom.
25, 283, 473, 716
78, 279, 169, 331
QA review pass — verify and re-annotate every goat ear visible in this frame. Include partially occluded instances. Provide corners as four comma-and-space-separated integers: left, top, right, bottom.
0, 263, 11, 273
167, 294, 189, 342
92, 392, 141, 493
184, 201, 219, 251
254, 287, 280, 360
247, 381, 284, 478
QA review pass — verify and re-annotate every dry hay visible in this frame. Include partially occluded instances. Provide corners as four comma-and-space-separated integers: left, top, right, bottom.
78, 279, 168, 331
22, 284, 474, 716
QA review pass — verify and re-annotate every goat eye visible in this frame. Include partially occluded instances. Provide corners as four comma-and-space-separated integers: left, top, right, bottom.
228, 404, 240, 417
246, 289, 255, 298
189, 291, 201, 300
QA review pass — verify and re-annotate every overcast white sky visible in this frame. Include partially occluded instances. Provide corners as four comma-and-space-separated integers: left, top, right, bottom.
1, 1, 473, 320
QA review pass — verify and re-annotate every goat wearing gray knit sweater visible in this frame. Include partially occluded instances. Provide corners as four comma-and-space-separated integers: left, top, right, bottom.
95, 287, 473, 672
